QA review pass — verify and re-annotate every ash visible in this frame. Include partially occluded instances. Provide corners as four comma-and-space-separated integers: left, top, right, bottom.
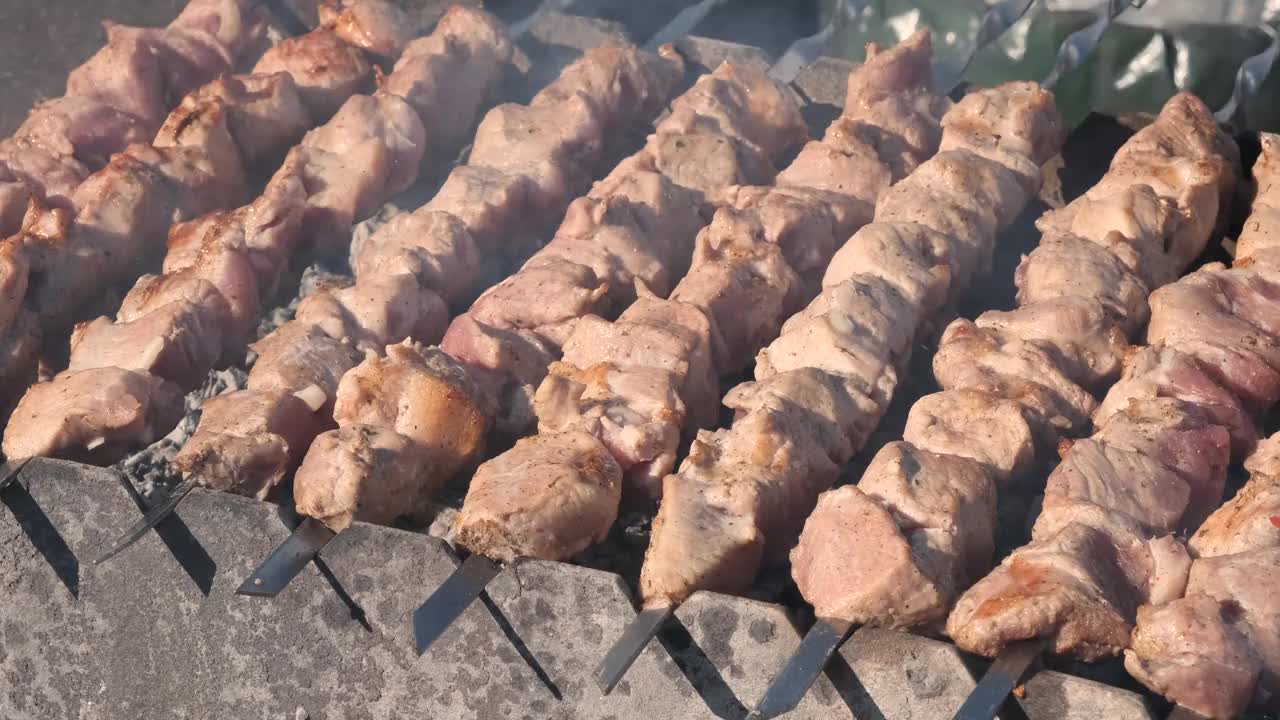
114, 366, 248, 499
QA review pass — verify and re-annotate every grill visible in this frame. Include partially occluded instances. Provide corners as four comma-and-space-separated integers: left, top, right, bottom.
1, 1, 1276, 719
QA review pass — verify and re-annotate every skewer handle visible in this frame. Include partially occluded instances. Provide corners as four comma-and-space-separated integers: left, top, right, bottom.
934, 0, 1036, 93
93, 475, 199, 566
748, 617, 855, 720
1215, 24, 1279, 125
1042, 0, 1136, 89
508, 0, 576, 40
0, 457, 31, 494
643, 0, 729, 52
235, 516, 337, 597
768, 0, 863, 84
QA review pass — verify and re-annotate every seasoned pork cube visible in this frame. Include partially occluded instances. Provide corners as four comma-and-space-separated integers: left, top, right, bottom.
903, 389, 1037, 484
3, 367, 182, 464
172, 388, 327, 498
294, 425, 437, 531
455, 431, 622, 562
252, 28, 372, 120
333, 341, 490, 480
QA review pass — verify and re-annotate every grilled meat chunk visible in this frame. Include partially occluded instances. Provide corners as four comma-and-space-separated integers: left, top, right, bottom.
946, 97, 1244, 663
454, 431, 622, 563
2, 367, 182, 464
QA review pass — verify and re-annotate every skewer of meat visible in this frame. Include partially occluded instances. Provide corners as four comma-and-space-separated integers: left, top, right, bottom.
570, 27, 975, 694
0, 0, 423, 427
1118, 133, 1280, 720
95, 18, 697, 566
394, 30, 941, 662
235, 18, 884, 659
238, 40, 813, 603
918, 95, 1243, 719
0, 0, 271, 238
0, 0, 442, 461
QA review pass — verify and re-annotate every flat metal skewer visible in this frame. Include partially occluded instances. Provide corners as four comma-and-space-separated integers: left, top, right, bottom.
1042, 0, 1137, 89
235, 517, 339, 597
1165, 705, 1210, 720
0, 457, 32, 494
933, 0, 1035, 93
414, 553, 503, 654
768, 0, 862, 84
748, 618, 854, 720
1214, 24, 1279, 125
93, 475, 199, 565
951, 638, 1048, 720
643, 0, 728, 52
594, 604, 674, 693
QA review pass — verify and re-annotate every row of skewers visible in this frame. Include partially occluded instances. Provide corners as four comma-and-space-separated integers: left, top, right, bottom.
0, 0, 1277, 718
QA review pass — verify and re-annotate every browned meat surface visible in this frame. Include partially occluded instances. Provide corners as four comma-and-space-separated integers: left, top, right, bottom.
178, 34, 682, 502
332, 341, 489, 476
293, 342, 490, 531
0, 0, 266, 238
1126, 594, 1261, 719
645, 77, 1064, 609
23, 135, 248, 330
1191, 433, 1280, 557
382, 6, 513, 156
171, 388, 328, 498
295, 273, 448, 352
155, 72, 312, 168
441, 55, 790, 435
1236, 134, 1280, 268
1126, 465, 1280, 720
947, 101, 1247, 664
1146, 262, 1280, 410
454, 431, 622, 562
294, 425, 436, 530
317, 0, 416, 61
903, 389, 1036, 485
792, 442, 995, 627
933, 318, 1097, 435
2, 367, 182, 464
1095, 343, 1258, 459
252, 29, 372, 120
8, 6, 510, 471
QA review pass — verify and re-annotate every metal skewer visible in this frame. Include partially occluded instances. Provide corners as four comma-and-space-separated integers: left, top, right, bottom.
412, 6, 873, 660
744, 2, 1143, 716
93, 475, 199, 565
1165, 705, 1211, 720
950, 639, 1048, 720
598, 0, 1054, 702
0, 457, 32, 494
747, 618, 854, 720
643, 0, 728, 52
